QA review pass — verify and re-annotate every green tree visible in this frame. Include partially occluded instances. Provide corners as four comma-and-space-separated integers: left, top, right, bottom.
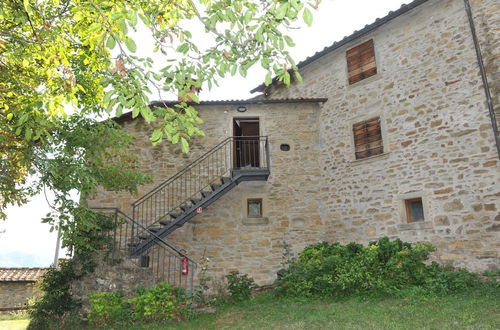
0, 0, 320, 222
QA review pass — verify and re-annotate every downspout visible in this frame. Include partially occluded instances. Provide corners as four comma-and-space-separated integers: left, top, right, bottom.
463, 0, 500, 159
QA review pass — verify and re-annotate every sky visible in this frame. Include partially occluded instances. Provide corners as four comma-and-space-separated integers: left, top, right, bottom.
0, 0, 410, 267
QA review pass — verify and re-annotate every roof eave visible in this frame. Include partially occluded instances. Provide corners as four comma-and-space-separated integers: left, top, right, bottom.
113, 97, 328, 122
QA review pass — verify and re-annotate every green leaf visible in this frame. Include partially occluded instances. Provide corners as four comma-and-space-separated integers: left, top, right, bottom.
275, 3, 289, 20
283, 71, 291, 85
239, 65, 247, 77
176, 43, 189, 54
284, 36, 295, 47
151, 129, 163, 144
24, 127, 32, 141
23, 0, 33, 15
187, 93, 199, 103
265, 72, 272, 86
132, 107, 140, 118
106, 36, 116, 49
125, 38, 137, 52
303, 8, 313, 27
180, 137, 189, 153
172, 133, 179, 144
294, 70, 303, 83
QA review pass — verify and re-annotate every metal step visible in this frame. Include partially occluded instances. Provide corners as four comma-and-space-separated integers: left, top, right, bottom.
201, 190, 212, 198
210, 183, 222, 191
169, 213, 182, 219
190, 198, 202, 205
221, 176, 231, 184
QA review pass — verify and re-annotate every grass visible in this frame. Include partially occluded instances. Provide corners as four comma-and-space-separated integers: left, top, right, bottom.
82, 286, 500, 329
0, 319, 30, 330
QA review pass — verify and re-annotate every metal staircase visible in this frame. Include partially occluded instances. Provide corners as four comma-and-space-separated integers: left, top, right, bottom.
129, 136, 270, 255
92, 136, 270, 287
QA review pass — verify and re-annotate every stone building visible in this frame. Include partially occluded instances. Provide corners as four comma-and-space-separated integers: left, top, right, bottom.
86, 0, 499, 289
0, 268, 46, 313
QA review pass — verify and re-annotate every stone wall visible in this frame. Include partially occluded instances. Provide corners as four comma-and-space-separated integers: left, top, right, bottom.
84, 0, 499, 292
71, 253, 157, 302
264, 0, 499, 271
0, 282, 38, 312
470, 0, 500, 129
87, 102, 325, 285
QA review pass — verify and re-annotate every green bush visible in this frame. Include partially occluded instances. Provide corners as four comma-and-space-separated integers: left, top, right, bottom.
275, 237, 482, 298
225, 271, 257, 301
130, 282, 188, 322
86, 292, 130, 326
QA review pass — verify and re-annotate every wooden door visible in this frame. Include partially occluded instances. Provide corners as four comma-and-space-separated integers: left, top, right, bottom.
233, 118, 260, 168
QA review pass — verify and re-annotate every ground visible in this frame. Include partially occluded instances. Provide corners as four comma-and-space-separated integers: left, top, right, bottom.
0, 319, 30, 330
86, 287, 499, 329
3, 287, 498, 329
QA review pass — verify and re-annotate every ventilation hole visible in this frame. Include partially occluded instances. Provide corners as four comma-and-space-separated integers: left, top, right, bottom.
280, 144, 291, 151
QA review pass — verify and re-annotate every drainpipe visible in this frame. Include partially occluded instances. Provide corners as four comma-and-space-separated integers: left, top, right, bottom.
463, 0, 500, 159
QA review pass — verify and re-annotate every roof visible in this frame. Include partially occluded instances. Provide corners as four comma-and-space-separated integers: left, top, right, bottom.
115, 97, 328, 121
0, 268, 48, 282
149, 97, 328, 107
250, 0, 430, 93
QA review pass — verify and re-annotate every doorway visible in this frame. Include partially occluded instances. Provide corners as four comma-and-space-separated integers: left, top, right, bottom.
233, 118, 260, 168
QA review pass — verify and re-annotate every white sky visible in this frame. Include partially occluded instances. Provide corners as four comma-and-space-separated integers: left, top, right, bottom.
0, 0, 410, 267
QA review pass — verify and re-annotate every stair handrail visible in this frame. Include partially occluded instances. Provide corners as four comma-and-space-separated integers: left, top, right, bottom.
132, 136, 231, 206
91, 207, 196, 263
132, 136, 266, 206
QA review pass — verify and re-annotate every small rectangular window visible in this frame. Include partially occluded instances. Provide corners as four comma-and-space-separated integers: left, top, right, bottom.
353, 117, 383, 160
346, 39, 377, 85
247, 199, 262, 218
405, 198, 424, 223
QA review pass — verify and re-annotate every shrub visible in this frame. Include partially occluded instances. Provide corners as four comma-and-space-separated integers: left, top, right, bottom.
28, 260, 83, 329
130, 282, 188, 322
225, 271, 257, 301
86, 292, 130, 326
275, 237, 481, 298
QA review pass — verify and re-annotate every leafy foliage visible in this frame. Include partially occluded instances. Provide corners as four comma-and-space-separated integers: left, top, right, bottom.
86, 292, 131, 326
130, 283, 188, 322
225, 271, 257, 302
28, 211, 117, 329
85, 283, 188, 326
0, 0, 322, 213
275, 237, 482, 298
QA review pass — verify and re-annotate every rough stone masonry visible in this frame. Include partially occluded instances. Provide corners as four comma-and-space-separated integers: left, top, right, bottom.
85, 0, 499, 291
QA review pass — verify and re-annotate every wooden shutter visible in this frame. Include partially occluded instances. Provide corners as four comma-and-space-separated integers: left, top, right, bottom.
353, 117, 383, 159
346, 39, 377, 85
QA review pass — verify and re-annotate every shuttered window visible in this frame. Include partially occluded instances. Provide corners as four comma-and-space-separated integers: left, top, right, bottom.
346, 39, 377, 85
353, 117, 383, 159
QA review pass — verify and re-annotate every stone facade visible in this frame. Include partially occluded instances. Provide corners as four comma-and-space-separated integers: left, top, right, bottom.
263, 0, 499, 272
86, 0, 499, 290
88, 102, 325, 286
0, 268, 46, 312
0, 282, 39, 312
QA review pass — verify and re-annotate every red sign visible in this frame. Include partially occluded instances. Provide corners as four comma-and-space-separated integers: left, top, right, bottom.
197, 207, 202, 213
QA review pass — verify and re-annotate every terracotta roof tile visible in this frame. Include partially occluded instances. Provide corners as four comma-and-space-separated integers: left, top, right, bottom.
0, 268, 48, 282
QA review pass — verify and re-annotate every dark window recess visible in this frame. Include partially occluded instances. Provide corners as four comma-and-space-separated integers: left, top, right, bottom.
346, 39, 377, 85
405, 198, 425, 223
140, 255, 150, 268
280, 144, 291, 151
247, 199, 262, 218
353, 117, 383, 159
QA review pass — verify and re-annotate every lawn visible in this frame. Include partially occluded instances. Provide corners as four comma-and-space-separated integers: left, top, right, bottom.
85, 286, 499, 329
0, 319, 30, 330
